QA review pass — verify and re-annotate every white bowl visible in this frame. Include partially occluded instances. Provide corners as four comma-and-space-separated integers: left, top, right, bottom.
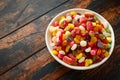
45, 8, 115, 70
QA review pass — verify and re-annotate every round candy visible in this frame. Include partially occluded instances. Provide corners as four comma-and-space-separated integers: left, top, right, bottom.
80, 40, 87, 47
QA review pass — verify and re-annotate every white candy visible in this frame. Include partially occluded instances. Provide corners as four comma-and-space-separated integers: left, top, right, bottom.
85, 47, 91, 53
78, 57, 85, 63
79, 25, 85, 30
66, 16, 72, 22
50, 43, 55, 47
74, 15, 81, 21
80, 40, 87, 47
49, 26, 58, 32
103, 22, 108, 29
103, 31, 111, 37
52, 36, 56, 43
56, 31, 61, 37
59, 50, 65, 55
71, 44, 77, 50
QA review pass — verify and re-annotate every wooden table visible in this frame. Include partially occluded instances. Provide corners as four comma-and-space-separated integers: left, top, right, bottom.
0, 0, 120, 80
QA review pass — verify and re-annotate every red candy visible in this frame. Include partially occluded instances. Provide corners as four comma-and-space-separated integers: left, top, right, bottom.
63, 56, 73, 64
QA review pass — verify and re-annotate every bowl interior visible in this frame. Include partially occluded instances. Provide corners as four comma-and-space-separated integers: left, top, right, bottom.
45, 8, 115, 70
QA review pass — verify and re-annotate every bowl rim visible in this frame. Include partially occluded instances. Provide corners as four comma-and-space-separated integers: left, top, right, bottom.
45, 8, 115, 70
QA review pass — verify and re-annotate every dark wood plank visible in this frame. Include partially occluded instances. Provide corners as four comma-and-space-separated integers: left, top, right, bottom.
0, 0, 92, 78
0, 0, 68, 39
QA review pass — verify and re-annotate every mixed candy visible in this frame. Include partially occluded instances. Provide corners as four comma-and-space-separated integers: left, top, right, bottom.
49, 11, 112, 67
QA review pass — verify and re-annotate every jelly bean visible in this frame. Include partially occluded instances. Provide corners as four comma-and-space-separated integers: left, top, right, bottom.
98, 25, 103, 32
49, 26, 58, 32
58, 53, 64, 59
76, 35, 81, 40
66, 36, 73, 42
50, 43, 55, 47
88, 41, 94, 47
63, 56, 73, 64
99, 34, 104, 40
102, 38, 108, 44
97, 41, 104, 48
74, 38, 80, 44
78, 56, 85, 63
54, 21, 59, 26
97, 49, 102, 55
59, 50, 65, 55
71, 44, 77, 50
85, 59, 93, 67
56, 46, 62, 51
103, 31, 111, 37
104, 51, 109, 57
80, 40, 87, 47
89, 30, 94, 37
66, 16, 72, 22
65, 45, 70, 52
79, 25, 85, 30
99, 53, 105, 59
91, 37, 97, 43
87, 21, 93, 31
105, 28, 111, 33
62, 40, 68, 46
72, 20, 79, 27
71, 29, 76, 37
80, 17, 87, 23
85, 47, 91, 53
106, 37, 112, 43
107, 43, 111, 49
52, 50, 58, 55
68, 53, 76, 62
76, 53, 83, 59
69, 41, 74, 47
68, 23, 74, 29
74, 15, 81, 21
103, 44, 108, 49
60, 20, 68, 28
64, 25, 71, 31
92, 22, 96, 26
81, 23, 86, 28
65, 31, 71, 36
90, 49, 97, 55
70, 11, 77, 15
85, 12, 94, 18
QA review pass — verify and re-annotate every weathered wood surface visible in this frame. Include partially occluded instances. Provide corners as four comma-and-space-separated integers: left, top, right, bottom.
0, 0, 120, 80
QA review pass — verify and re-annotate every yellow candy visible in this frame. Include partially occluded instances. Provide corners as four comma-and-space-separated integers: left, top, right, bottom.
76, 53, 83, 59
52, 30, 57, 36
65, 45, 70, 52
56, 46, 62, 51
91, 37, 97, 43
104, 51, 109, 57
70, 11, 77, 15
68, 23, 74, 29
85, 59, 93, 67
92, 22, 96, 26
81, 30, 86, 34
65, 31, 71, 36
76, 35, 81, 40
85, 12, 94, 15
74, 38, 80, 44
52, 50, 58, 55
59, 16, 66, 25
106, 37, 112, 43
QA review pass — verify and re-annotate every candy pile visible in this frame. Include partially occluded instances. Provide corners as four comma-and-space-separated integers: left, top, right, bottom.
49, 11, 112, 67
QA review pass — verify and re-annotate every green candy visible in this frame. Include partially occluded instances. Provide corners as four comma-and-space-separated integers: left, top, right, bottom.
107, 44, 111, 49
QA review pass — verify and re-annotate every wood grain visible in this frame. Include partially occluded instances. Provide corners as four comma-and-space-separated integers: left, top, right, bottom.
0, 0, 68, 39
0, 0, 120, 80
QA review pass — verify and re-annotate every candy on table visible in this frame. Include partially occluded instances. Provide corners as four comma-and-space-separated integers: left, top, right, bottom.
80, 40, 87, 47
